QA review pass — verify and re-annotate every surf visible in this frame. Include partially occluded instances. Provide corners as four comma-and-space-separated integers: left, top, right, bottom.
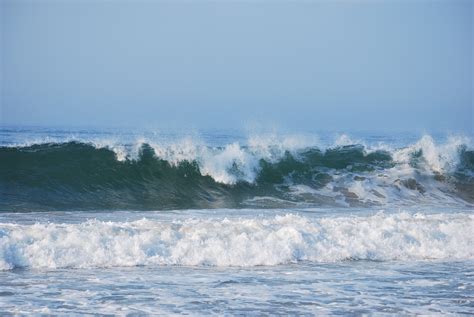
0, 212, 472, 270
1, 135, 473, 211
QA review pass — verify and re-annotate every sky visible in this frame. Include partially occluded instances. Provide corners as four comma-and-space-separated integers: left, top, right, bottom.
1, 0, 473, 133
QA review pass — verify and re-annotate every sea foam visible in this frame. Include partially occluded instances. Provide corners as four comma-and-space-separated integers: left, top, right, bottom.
0, 212, 472, 270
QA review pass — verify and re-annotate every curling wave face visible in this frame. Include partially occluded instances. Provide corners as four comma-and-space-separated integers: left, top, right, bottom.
1, 135, 473, 211
0, 212, 473, 270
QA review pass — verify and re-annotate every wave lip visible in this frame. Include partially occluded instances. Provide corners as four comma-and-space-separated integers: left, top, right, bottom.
0, 212, 473, 270
1, 135, 473, 211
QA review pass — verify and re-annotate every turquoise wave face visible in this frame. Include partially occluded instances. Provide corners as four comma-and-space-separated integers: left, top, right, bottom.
1, 140, 473, 212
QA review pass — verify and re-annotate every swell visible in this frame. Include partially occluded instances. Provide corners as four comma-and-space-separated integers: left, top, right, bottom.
1, 142, 238, 211
1, 137, 473, 211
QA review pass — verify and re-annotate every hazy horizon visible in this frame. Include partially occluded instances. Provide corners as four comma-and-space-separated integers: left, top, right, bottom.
1, 0, 473, 134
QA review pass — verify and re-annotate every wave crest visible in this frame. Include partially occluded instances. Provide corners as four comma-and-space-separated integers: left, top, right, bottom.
1, 135, 473, 211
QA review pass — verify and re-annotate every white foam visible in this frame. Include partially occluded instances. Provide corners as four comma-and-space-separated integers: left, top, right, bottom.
144, 138, 257, 184
0, 212, 472, 270
137, 134, 471, 187
98, 133, 471, 205
333, 134, 362, 147
247, 133, 319, 160
311, 134, 473, 206
129, 133, 319, 184
392, 135, 470, 173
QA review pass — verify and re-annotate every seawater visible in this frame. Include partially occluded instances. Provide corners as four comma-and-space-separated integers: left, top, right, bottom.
0, 127, 473, 315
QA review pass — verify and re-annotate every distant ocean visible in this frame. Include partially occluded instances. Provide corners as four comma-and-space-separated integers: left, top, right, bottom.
1, 127, 473, 315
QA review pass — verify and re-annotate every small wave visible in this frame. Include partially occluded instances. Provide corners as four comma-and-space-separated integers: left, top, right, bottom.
0, 212, 472, 270
1, 135, 473, 211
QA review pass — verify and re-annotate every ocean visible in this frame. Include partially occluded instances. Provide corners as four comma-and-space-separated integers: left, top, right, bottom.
0, 127, 473, 315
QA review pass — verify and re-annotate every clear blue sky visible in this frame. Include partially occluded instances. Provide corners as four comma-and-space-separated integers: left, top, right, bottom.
1, 0, 472, 133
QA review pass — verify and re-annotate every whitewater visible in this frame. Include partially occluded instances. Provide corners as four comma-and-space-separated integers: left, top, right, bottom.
0, 127, 473, 315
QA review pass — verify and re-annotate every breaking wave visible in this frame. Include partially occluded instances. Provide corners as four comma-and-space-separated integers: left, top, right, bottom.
0, 212, 472, 270
1, 135, 473, 211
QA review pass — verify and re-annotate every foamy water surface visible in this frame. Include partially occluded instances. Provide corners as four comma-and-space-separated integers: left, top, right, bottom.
1, 128, 473, 315
0, 208, 473, 315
